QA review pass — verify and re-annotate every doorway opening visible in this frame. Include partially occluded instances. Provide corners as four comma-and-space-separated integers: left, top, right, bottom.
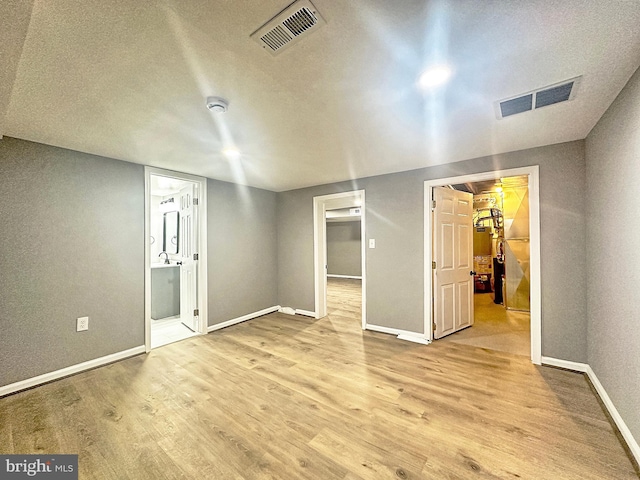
424, 166, 541, 364
144, 167, 208, 351
313, 191, 366, 328
326, 204, 363, 320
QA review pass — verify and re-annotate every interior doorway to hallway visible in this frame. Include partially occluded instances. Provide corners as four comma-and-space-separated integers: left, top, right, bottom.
424, 166, 541, 364
325, 204, 363, 321
144, 167, 208, 351
313, 191, 366, 328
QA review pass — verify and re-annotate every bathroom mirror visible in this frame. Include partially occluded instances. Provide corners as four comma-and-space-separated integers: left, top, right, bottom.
163, 211, 179, 254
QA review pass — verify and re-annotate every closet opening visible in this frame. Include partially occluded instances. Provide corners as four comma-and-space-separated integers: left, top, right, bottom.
424, 166, 541, 364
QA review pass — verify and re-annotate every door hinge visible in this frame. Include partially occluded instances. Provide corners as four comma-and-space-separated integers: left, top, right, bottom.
193, 198, 199, 206
194, 309, 199, 317
432, 321, 437, 333
432, 200, 436, 209
432, 261, 436, 270
193, 253, 199, 261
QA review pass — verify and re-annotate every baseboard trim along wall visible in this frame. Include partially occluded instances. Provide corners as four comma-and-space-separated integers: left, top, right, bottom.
208, 306, 281, 333
542, 356, 640, 465
366, 324, 423, 338
276, 307, 317, 318
586, 365, 640, 465
0, 346, 146, 398
397, 334, 431, 345
327, 274, 362, 280
540, 356, 588, 372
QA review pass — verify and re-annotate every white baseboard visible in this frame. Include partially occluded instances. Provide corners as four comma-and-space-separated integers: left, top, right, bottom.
327, 274, 362, 280
586, 366, 640, 465
277, 307, 317, 318
366, 324, 423, 338
541, 357, 639, 465
397, 334, 431, 345
0, 346, 146, 398
541, 356, 588, 372
207, 306, 280, 332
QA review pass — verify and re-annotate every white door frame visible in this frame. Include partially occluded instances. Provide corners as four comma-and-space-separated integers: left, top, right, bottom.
313, 190, 366, 328
424, 166, 541, 364
144, 167, 208, 352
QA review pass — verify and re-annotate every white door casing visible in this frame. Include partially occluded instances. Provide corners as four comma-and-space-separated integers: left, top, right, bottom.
179, 183, 198, 332
313, 190, 366, 328
424, 166, 541, 364
145, 167, 208, 353
432, 187, 474, 339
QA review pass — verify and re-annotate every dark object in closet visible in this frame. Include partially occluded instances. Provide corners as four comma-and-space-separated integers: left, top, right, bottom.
493, 258, 504, 304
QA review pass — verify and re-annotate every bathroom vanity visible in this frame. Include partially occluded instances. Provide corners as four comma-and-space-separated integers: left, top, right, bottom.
151, 264, 180, 320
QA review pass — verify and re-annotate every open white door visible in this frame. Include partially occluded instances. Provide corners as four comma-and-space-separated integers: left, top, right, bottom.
179, 183, 198, 332
433, 186, 474, 339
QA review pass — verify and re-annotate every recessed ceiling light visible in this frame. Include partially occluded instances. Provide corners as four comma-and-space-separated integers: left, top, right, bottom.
418, 65, 452, 90
222, 147, 241, 160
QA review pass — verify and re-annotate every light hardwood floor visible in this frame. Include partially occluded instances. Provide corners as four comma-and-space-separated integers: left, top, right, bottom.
0, 279, 637, 479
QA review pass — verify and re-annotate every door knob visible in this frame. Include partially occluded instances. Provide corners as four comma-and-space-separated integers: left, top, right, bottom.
470, 270, 476, 276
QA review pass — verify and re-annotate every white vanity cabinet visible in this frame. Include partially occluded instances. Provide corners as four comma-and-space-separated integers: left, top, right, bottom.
151, 265, 180, 320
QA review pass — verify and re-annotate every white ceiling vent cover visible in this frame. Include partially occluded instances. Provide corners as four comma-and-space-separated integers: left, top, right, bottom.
250, 0, 326, 56
495, 76, 582, 119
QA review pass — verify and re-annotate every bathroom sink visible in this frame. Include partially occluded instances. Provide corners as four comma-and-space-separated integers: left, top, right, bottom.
151, 262, 178, 269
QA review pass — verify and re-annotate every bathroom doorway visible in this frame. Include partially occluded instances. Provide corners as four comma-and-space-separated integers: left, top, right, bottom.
144, 167, 208, 351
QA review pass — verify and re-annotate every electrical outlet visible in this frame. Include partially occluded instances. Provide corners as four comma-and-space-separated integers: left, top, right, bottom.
77, 316, 89, 332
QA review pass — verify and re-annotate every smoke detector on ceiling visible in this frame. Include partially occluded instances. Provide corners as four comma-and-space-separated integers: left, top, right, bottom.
206, 96, 228, 113
250, 0, 326, 56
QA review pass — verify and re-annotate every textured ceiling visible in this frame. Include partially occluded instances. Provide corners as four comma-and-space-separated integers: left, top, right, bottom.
2, 0, 640, 191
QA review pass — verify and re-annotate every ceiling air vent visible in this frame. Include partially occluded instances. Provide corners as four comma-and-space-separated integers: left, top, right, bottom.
496, 76, 582, 119
250, 0, 326, 56
500, 94, 533, 118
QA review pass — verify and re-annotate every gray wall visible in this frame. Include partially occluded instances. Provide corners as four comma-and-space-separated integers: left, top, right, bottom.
207, 179, 278, 326
277, 141, 587, 361
0, 137, 144, 386
327, 221, 362, 276
585, 66, 640, 442
0, 137, 280, 388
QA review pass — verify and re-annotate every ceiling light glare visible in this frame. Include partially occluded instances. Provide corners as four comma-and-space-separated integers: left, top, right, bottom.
418, 65, 452, 90
222, 147, 241, 160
